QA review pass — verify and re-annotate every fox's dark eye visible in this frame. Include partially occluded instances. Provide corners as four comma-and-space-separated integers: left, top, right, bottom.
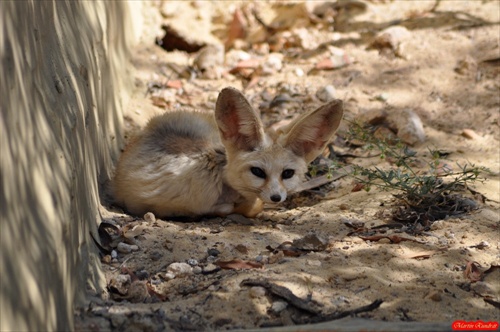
282, 169, 295, 179
251, 167, 266, 179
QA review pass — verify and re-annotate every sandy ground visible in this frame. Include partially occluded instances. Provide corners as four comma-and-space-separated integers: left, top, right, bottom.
76, 1, 499, 331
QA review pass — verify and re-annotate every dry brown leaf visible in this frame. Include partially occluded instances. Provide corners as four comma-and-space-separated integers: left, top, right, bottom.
267, 242, 304, 257
215, 259, 263, 270
235, 244, 249, 254
464, 261, 483, 282
226, 8, 247, 49
232, 58, 260, 70
123, 224, 147, 239
386, 235, 404, 243
150, 96, 170, 109
351, 182, 366, 192
165, 80, 183, 89
315, 54, 350, 70
96, 222, 122, 254
245, 74, 261, 90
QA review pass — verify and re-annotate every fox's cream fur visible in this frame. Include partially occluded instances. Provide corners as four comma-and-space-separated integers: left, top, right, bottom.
113, 87, 343, 218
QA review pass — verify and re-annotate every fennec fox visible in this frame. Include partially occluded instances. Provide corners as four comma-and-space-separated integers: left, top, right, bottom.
113, 87, 343, 218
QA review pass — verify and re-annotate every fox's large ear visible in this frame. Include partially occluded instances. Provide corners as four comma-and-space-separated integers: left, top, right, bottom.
281, 99, 343, 163
215, 87, 265, 151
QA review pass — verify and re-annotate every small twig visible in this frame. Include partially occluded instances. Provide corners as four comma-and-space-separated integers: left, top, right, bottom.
295, 299, 384, 324
429, 0, 440, 13
467, 187, 499, 203
484, 298, 500, 309
108, 256, 133, 272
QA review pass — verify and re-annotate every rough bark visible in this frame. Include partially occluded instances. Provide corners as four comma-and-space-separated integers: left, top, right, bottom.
0, 1, 136, 330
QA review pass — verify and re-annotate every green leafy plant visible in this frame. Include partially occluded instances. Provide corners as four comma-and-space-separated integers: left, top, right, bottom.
324, 121, 488, 228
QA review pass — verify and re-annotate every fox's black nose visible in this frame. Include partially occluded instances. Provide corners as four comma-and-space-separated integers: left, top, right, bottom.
270, 194, 282, 202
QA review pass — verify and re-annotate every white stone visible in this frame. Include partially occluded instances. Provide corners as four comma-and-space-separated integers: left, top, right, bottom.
143, 212, 156, 222
393, 109, 426, 145
167, 262, 193, 277
249, 286, 266, 298
261, 53, 283, 75
316, 85, 336, 102
270, 301, 288, 313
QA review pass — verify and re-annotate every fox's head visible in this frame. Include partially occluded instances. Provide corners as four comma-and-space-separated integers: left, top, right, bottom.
215, 87, 343, 204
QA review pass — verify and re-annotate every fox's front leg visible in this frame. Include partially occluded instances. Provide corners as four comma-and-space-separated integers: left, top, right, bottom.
233, 198, 263, 218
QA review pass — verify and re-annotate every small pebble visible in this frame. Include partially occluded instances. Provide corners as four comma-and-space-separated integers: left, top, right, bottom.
306, 259, 322, 267
394, 109, 426, 145
316, 85, 336, 102
249, 286, 266, 298
461, 129, 480, 140
207, 248, 220, 257
135, 270, 149, 280
473, 241, 490, 249
293, 233, 328, 251
234, 244, 249, 254
225, 49, 252, 68
196, 44, 224, 69
115, 274, 131, 285
127, 281, 149, 303
226, 214, 254, 225
370, 25, 411, 51
375, 93, 389, 102
162, 272, 176, 280
339, 203, 350, 211
270, 301, 288, 314
427, 291, 442, 302
167, 262, 193, 277
430, 220, 446, 230
471, 281, 495, 297
261, 53, 283, 75
331, 296, 350, 306
445, 231, 455, 239
149, 251, 162, 261
143, 212, 156, 222
192, 266, 203, 274
101, 255, 111, 264
187, 258, 199, 266
117, 242, 134, 253
111, 250, 118, 259
206, 255, 217, 263
295, 68, 304, 77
